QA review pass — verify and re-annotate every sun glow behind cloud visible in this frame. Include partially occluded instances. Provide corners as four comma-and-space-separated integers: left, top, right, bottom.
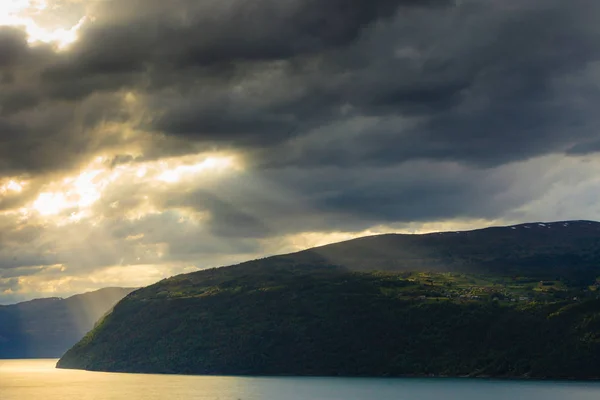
0, 151, 244, 301
27, 153, 242, 220
157, 157, 237, 183
0, 180, 25, 194
0, 0, 86, 49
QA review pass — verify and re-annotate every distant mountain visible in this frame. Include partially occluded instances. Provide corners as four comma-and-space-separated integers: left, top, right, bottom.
58, 221, 600, 378
0, 287, 136, 359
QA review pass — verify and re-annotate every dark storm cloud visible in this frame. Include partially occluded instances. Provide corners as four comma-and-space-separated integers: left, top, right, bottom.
1, 0, 600, 253
249, 0, 600, 168
0, 92, 127, 175
61, 0, 596, 170
48, 0, 447, 76
147, 162, 532, 239
0, 0, 452, 175
164, 189, 273, 238
7, 0, 600, 175
0, 26, 135, 175
0, 27, 28, 68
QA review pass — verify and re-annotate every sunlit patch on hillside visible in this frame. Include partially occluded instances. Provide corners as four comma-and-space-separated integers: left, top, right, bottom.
0, 0, 86, 50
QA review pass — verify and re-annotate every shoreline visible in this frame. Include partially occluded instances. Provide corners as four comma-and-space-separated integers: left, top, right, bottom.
53, 365, 600, 383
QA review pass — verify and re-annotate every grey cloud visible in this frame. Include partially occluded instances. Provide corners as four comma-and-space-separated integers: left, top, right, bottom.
7, 0, 600, 174
3, 0, 600, 302
120, 0, 600, 169
0, 266, 45, 280
0, 27, 28, 68
0, 95, 123, 174
262, 0, 600, 168
145, 161, 531, 239
0, 29, 135, 175
568, 141, 600, 155
0, 219, 58, 270
52, 0, 448, 74
165, 190, 273, 238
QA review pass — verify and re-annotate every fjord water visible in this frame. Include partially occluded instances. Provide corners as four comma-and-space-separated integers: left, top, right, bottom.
2, 360, 600, 400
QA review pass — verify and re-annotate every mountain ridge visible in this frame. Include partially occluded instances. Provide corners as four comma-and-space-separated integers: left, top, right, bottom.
3, 287, 134, 307
57, 220, 600, 378
235, 220, 600, 283
0, 287, 136, 359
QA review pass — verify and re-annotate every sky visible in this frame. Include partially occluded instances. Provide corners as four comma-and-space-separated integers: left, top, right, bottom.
0, 0, 600, 303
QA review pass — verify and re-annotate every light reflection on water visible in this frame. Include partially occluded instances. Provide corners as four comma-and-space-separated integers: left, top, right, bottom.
2, 359, 600, 400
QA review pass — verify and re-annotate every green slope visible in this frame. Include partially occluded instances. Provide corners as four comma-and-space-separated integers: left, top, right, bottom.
57, 221, 600, 378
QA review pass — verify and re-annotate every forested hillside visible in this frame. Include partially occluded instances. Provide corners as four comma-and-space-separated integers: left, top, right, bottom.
58, 222, 600, 378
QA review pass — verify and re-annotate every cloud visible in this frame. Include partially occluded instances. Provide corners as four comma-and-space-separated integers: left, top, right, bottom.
2, 0, 600, 302
55, 0, 448, 74
5, 0, 600, 172
38, 0, 597, 171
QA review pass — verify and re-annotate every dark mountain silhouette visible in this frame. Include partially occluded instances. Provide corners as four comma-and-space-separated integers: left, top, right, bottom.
0, 287, 136, 358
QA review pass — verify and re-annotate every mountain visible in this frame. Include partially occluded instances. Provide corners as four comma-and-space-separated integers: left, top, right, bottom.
276, 220, 600, 282
0, 287, 136, 359
58, 221, 600, 378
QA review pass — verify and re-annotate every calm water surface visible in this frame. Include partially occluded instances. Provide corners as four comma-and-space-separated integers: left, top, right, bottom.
2, 359, 600, 400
